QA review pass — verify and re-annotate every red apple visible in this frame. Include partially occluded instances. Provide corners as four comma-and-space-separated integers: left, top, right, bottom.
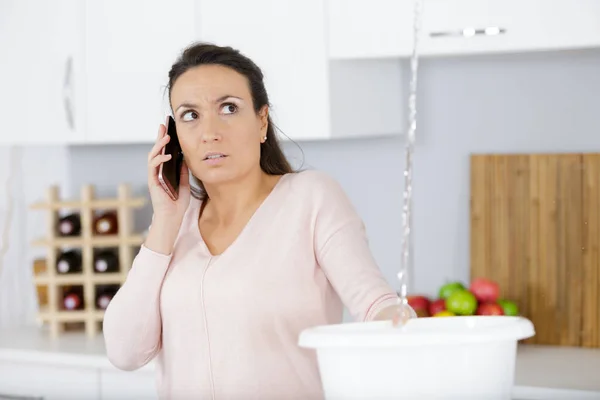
407, 295, 430, 313
476, 302, 504, 316
415, 308, 430, 318
428, 298, 446, 316
469, 277, 500, 303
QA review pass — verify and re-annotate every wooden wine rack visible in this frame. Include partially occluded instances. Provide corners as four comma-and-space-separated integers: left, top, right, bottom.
30, 183, 146, 338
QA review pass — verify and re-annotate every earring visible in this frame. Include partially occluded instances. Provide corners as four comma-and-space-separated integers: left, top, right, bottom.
262, 136, 267, 142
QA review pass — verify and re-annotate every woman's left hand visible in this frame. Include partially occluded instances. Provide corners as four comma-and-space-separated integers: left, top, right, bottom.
374, 303, 417, 327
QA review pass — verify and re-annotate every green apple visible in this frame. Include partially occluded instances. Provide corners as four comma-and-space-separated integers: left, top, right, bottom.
497, 299, 519, 316
438, 282, 466, 300
446, 290, 478, 315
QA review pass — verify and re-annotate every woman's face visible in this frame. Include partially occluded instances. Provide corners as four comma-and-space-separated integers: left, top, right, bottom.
170, 64, 268, 187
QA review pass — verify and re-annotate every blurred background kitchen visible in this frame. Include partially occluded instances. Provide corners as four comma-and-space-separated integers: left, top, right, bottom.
1, 1, 600, 399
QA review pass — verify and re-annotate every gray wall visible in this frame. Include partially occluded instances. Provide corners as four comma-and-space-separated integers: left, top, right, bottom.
69, 48, 600, 298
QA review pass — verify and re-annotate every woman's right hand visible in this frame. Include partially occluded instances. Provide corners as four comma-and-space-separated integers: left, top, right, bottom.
144, 123, 191, 255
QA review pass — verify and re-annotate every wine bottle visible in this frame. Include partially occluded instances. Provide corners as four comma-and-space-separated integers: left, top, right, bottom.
57, 213, 81, 236
93, 211, 119, 235
63, 287, 84, 310
94, 250, 119, 273
95, 285, 120, 310
56, 250, 82, 274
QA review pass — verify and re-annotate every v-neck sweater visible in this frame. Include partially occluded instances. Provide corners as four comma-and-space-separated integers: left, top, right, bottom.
103, 170, 399, 400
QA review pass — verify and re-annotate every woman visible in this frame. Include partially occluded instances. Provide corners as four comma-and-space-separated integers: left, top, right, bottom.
103, 42, 412, 400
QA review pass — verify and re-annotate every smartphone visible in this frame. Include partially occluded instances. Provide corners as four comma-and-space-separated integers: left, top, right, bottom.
158, 116, 183, 201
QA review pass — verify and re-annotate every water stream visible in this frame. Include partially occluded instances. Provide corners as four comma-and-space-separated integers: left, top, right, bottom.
396, 0, 423, 325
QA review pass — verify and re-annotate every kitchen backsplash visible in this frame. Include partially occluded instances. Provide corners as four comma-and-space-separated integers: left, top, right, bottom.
1, 48, 599, 329
69, 48, 600, 298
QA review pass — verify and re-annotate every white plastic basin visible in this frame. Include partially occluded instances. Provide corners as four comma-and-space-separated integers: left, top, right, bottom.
299, 316, 535, 400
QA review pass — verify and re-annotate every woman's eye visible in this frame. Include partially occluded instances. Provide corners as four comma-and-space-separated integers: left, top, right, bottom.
182, 110, 198, 122
221, 103, 238, 115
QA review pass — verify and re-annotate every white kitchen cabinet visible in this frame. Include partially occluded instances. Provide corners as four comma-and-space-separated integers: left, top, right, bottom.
327, 0, 415, 59
421, 0, 600, 57
0, 360, 157, 400
328, 0, 600, 59
84, 0, 196, 144
0, 360, 99, 400
100, 369, 157, 400
196, 0, 332, 141
0, 0, 86, 145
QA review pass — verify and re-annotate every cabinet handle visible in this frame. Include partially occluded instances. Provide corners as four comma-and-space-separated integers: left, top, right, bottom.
0, 394, 44, 400
63, 56, 75, 131
429, 27, 506, 38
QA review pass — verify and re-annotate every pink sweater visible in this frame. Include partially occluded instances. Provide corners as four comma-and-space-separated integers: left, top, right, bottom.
103, 170, 398, 399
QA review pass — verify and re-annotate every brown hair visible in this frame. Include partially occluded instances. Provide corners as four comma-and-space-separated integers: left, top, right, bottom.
167, 42, 294, 200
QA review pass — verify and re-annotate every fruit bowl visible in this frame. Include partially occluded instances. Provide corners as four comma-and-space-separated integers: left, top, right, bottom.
299, 316, 535, 400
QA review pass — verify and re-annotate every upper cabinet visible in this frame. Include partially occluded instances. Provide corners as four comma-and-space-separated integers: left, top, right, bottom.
328, 0, 600, 59
0, 0, 85, 145
327, 0, 415, 59
422, 0, 600, 57
195, 0, 332, 141
84, 0, 196, 144
2, 0, 599, 145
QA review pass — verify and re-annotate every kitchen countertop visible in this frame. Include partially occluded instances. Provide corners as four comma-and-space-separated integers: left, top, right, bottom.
1, 327, 599, 399
512, 344, 600, 399
0, 326, 153, 372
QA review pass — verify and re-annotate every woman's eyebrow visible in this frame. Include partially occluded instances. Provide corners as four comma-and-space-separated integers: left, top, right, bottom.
175, 95, 244, 113
175, 102, 198, 113
214, 95, 243, 103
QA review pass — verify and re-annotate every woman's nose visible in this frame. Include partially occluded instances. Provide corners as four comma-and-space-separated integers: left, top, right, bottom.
200, 116, 222, 143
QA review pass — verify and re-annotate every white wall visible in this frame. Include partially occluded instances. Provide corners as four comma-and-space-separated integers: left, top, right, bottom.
1, 47, 597, 327
410, 48, 600, 295
63, 47, 600, 299
0, 146, 71, 328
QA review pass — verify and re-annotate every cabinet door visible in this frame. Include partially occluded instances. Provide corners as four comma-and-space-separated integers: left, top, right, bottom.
196, 0, 331, 141
422, 0, 600, 57
100, 369, 158, 400
327, 0, 415, 59
0, 360, 99, 400
84, 0, 196, 144
0, 0, 85, 145
327, 0, 600, 60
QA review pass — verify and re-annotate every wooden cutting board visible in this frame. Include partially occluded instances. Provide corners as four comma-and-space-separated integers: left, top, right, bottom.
470, 153, 600, 348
